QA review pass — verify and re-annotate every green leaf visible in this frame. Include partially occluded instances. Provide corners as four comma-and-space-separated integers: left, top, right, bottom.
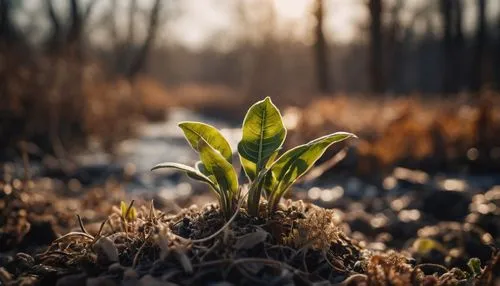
120, 201, 137, 222
120, 201, 127, 219
193, 161, 218, 188
265, 149, 280, 169
467, 258, 482, 277
151, 162, 220, 196
127, 206, 137, 221
199, 140, 239, 211
179, 122, 232, 163
194, 161, 209, 175
238, 97, 286, 181
412, 238, 447, 255
267, 132, 355, 210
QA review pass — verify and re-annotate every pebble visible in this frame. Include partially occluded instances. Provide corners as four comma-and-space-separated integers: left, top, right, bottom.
108, 263, 125, 274
123, 268, 138, 280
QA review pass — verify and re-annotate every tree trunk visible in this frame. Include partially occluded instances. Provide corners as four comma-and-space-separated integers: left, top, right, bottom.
471, 0, 487, 91
0, 0, 17, 45
387, 0, 403, 92
67, 0, 83, 55
368, 0, 384, 93
126, 0, 161, 79
314, 0, 330, 93
496, 8, 500, 90
440, 0, 454, 94
0, 0, 10, 41
46, 0, 62, 53
127, 0, 137, 46
452, 0, 464, 90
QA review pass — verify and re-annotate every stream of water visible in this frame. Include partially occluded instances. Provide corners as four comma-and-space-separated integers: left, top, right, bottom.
5, 108, 499, 203
73, 108, 242, 198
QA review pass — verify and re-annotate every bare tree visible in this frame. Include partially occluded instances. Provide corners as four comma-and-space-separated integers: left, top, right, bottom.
497, 6, 500, 90
437, 0, 465, 93
45, 0, 97, 58
314, 0, 331, 93
234, 0, 281, 100
453, 0, 464, 90
471, 0, 487, 91
46, 0, 62, 53
368, 0, 384, 93
127, 0, 137, 46
0, 0, 20, 45
126, 0, 161, 79
386, 0, 403, 92
440, 0, 452, 93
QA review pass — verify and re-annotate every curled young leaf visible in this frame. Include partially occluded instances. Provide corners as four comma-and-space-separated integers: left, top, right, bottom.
127, 206, 137, 221
179, 121, 233, 163
467, 257, 482, 277
120, 201, 127, 219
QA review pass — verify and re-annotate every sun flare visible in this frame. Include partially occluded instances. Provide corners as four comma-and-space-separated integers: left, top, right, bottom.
273, 0, 311, 20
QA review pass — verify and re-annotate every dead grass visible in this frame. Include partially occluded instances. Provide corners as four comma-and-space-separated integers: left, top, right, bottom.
0, 53, 175, 156
2, 196, 362, 285
0, 50, 144, 154
286, 93, 500, 175
0, 176, 126, 252
2, 190, 498, 285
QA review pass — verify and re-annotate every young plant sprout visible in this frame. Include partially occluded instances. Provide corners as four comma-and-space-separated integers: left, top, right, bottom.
120, 201, 137, 222
152, 97, 356, 219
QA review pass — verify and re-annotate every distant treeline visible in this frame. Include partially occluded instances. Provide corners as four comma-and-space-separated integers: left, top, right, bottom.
142, 0, 500, 97
1, 0, 500, 98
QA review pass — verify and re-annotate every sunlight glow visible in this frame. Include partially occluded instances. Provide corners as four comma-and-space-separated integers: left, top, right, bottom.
273, 0, 310, 20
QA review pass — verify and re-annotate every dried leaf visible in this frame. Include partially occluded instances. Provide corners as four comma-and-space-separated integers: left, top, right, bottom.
234, 229, 268, 250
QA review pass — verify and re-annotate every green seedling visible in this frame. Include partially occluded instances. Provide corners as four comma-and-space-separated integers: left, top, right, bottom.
120, 200, 137, 222
467, 257, 482, 277
152, 97, 355, 219
412, 237, 448, 256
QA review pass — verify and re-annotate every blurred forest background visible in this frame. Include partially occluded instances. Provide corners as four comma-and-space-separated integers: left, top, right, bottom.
1, 0, 500, 174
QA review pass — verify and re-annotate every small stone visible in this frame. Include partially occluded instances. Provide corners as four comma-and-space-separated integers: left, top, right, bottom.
93, 237, 119, 264
123, 268, 138, 280
108, 263, 124, 274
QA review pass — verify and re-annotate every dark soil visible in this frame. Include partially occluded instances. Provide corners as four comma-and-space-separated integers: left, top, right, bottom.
1, 176, 499, 285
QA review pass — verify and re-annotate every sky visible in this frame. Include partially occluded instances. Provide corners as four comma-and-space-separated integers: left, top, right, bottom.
126, 0, 500, 50
13, 0, 500, 51
166, 0, 365, 48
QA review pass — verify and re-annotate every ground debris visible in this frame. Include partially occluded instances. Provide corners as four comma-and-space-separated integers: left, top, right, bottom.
3, 200, 365, 285
2, 179, 499, 285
